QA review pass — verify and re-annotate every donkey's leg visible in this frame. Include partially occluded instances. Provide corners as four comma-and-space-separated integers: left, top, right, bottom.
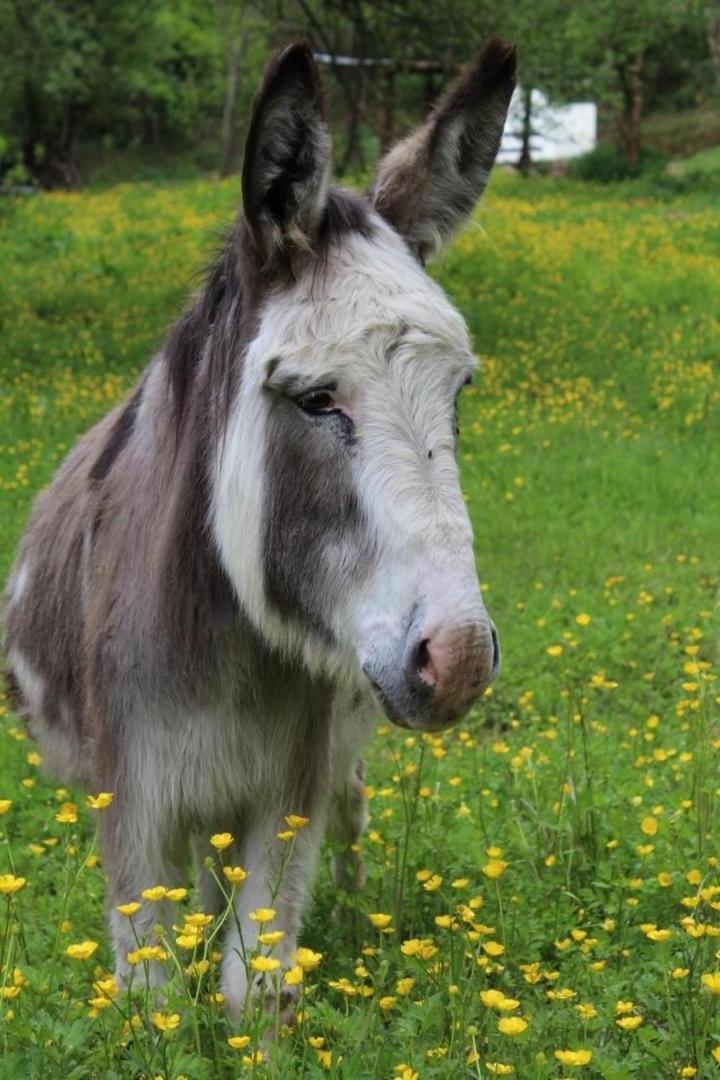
221, 811, 327, 1024
326, 692, 374, 893
102, 801, 189, 988
327, 758, 368, 892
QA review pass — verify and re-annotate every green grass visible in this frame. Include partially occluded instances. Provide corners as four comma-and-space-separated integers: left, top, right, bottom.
0, 171, 718, 1078
671, 145, 720, 177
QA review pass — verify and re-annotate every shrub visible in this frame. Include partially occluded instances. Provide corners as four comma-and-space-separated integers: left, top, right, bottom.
569, 143, 667, 183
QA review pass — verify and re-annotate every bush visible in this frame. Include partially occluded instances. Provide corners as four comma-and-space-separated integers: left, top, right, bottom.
569, 143, 668, 183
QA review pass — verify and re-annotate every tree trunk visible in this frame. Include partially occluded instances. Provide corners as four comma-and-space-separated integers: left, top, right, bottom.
379, 68, 395, 153
340, 66, 367, 173
617, 53, 644, 170
709, 0, 720, 87
218, 0, 248, 178
517, 85, 533, 175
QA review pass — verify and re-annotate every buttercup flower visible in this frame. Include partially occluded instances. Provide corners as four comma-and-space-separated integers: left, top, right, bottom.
66, 940, 98, 960
209, 832, 233, 851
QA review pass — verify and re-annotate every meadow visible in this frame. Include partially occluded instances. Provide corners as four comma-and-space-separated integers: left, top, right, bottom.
0, 170, 718, 1078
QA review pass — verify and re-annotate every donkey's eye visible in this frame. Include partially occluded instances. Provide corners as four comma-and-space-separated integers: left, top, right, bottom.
295, 388, 336, 415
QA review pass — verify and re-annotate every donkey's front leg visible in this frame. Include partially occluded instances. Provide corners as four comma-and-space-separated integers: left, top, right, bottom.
102, 803, 188, 989
221, 811, 326, 1024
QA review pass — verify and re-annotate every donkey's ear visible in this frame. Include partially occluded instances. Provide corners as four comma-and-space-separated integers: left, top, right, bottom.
369, 38, 516, 263
242, 41, 331, 268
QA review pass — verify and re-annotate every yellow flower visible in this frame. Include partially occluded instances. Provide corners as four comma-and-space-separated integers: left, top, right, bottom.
423, 874, 443, 892
483, 940, 505, 957
482, 859, 508, 879
126, 945, 168, 965
55, 802, 78, 824
645, 927, 672, 942
92, 976, 118, 998
0, 875, 26, 895
485, 1066, 513, 1076
209, 832, 234, 851
284, 966, 304, 985
242, 1051, 264, 1067
151, 1011, 180, 1032
701, 972, 720, 994
175, 932, 202, 949
293, 947, 322, 971
1, 986, 21, 999
227, 1035, 251, 1050
396, 978, 415, 996
258, 930, 285, 947
116, 902, 141, 917
555, 1049, 592, 1066
284, 815, 309, 830
368, 912, 393, 929
671, 968, 690, 979
575, 1003, 598, 1020
248, 907, 275, 924
616, 1015, 643, 1031
400, 938, 437, 960
0, 801, 12, 815
546, 644, 563, 657
165, 887, 187, 902
480, 989, 519, 1011
379, 995, 397, 1010
575, 613, 591, 626
66, 940, 98, 960
615, 1000, 635, 1014
657, 872, 672, 887
184, 913, 212, 928
223, 866, 248, 886
640, 816, 658, 836
86, 793, 114, 810
141, 886, 167, 902
250, 955, 280, 973
497, 1016, 528, 1036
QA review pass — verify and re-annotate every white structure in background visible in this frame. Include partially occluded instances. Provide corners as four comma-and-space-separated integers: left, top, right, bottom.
498, 86, 597, 163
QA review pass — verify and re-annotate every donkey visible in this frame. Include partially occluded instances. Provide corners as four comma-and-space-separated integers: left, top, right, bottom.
3, 39, 515, 1018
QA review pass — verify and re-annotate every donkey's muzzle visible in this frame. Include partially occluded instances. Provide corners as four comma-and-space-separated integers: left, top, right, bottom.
362, 617, 500, 732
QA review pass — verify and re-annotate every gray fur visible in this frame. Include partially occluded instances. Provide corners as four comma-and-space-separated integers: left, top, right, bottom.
370, 38, 517, 262
2, 40, 510, 1019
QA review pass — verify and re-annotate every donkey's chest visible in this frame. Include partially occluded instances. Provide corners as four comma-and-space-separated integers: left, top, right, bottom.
149, 696, 332, 822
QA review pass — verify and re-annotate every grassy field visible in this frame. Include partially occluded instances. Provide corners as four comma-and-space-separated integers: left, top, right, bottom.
0, 171, 718, 1078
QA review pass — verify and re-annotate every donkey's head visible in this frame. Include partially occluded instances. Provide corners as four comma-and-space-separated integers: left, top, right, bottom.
214, 40, 516, 731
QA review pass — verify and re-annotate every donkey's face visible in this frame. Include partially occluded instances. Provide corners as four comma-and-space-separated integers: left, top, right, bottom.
215, 41, 516, 731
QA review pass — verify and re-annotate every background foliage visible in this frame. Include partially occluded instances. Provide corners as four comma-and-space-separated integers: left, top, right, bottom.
0, 167, 718, 1077
1, 0, 720, 187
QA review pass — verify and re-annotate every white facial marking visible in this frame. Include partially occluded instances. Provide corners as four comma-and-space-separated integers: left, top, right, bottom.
213, 208, 487, 687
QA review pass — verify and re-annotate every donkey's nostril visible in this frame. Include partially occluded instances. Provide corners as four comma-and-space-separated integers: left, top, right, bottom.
490, 625, 501, 678
416, 638, 438, 686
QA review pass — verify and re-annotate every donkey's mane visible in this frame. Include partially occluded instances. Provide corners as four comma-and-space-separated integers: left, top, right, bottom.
165, 188, 373, 433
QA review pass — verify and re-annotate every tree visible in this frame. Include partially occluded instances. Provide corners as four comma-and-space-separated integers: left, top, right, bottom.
0, 0, 227, 186
565, 0, 690, 167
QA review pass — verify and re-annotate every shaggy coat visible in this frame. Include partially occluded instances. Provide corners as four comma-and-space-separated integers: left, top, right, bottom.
3, 39, 515, 1016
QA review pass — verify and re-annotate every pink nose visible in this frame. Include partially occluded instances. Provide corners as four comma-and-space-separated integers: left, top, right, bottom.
415, 622, 500, 716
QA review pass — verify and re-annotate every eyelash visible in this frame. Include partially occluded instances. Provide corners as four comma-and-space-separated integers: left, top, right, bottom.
294, 387, 338, 416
